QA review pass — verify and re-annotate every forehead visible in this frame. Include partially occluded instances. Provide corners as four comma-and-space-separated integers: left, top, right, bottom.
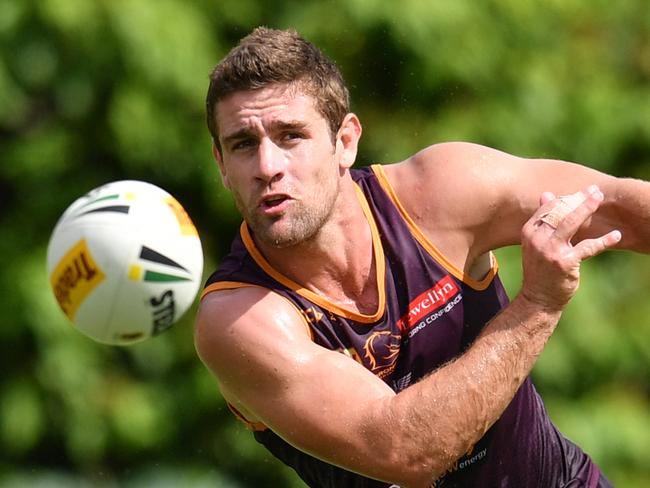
215, 84, 323, 135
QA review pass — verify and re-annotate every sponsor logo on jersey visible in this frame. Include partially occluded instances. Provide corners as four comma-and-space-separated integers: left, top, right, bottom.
434, 444, 488, 485
50, 239, 105, 320
396, 275, 460, 334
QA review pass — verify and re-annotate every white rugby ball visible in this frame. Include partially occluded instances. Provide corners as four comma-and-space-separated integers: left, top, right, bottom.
46, 180, 204, 345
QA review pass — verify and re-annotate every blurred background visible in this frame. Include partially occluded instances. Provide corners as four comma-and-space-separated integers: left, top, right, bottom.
1, 0, 649, 486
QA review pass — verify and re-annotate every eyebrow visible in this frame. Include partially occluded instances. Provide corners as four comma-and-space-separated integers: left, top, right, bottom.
222, 128, 254, 147
222, 120, 310, 146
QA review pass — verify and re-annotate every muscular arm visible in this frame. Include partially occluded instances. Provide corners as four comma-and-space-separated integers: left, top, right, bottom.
195, 191, 620, 487
385, 141, 650, 270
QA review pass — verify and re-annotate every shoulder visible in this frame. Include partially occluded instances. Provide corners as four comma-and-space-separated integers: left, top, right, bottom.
385, 141, 521, 187
381, 142, 520, 229
377, 142, 538, 263
195, 287, 311, 378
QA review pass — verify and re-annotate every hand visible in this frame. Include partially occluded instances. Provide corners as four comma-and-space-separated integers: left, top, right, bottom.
519, 185, 622, 312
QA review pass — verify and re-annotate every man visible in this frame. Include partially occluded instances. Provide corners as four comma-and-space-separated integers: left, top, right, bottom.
195, 27, 648, 487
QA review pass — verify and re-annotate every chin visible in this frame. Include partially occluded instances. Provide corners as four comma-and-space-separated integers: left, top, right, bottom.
261, 228, 315, 249
267, 233, 302, 249
250, 213, 323, 249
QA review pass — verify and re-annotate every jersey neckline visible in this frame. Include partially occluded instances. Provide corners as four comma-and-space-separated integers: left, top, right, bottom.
240, 183, 387, 323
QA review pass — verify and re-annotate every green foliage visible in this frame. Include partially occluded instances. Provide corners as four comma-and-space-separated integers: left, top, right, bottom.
1, 0, 649, 486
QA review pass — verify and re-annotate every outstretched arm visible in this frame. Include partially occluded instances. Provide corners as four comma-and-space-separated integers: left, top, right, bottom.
195, 188, 620, 487
385, 141, 650, 271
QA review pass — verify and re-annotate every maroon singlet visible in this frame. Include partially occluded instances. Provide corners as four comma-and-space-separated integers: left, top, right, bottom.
202, 165, 602, 488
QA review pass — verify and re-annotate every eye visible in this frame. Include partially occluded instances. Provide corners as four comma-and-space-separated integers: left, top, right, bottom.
282, 132, 304, 142
231, 138, 256, 151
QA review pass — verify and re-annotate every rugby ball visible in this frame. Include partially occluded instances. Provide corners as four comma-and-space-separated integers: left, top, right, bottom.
46, 180, 203, 345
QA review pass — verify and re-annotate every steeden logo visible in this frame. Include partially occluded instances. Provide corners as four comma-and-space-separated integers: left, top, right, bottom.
396, 275, 460, 333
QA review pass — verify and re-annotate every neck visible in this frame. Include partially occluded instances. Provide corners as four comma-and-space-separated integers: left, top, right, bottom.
254, 180, 378, 314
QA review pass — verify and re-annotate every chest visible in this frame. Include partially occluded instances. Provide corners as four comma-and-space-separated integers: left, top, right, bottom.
296, 258, 508, 392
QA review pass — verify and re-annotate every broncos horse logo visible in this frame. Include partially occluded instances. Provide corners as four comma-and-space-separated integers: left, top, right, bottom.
363, 330, 401, 379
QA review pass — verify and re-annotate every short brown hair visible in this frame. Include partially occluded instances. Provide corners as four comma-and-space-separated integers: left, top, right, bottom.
206, 27, 350, 145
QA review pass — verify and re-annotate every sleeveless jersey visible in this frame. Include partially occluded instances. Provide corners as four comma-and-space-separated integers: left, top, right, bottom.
202, 165, 602, 488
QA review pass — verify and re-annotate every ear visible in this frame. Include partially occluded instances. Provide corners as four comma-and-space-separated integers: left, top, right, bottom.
335, 113, 362, 169
212, 142, 231, 190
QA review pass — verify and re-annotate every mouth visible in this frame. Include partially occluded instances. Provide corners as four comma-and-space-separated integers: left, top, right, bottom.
259, 193, 291, 213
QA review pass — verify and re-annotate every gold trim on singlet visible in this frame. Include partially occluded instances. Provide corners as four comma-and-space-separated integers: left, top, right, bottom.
201, 282, 314, 341
227, 403, 267, 432
201, 281, 256, 298
371, 164, 498, 291
235, 185, 386, 323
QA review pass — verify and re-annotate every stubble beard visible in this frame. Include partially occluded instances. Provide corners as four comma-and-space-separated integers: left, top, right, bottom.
238, 179, 340, 249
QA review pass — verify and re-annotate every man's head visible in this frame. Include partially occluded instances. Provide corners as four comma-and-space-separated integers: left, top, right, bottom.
206, 27, 350, 149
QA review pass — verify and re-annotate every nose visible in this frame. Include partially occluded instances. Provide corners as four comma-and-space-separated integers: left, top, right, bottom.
256, 137, 285, 184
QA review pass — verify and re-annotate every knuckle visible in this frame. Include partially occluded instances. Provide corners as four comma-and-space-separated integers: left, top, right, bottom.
547, 254, 567, 270
521, 224, 537, 242
562, 212, 579, 226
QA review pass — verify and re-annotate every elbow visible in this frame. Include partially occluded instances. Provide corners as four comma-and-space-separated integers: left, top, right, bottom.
382, 440, 455, 488
393, 467, 441, 488
387, 460, 446, 488
364, 396, 473, 486
367, 408, 470, 487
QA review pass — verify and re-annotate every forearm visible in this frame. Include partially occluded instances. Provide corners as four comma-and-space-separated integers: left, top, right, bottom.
386, 295, 561, 487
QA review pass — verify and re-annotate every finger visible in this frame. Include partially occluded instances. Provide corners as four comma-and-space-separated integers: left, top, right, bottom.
552, 186, 603, 241
540, 191, 556, 206
573, 229, 622, 261
530, 193, 569, 231
533, 193, 584, 232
